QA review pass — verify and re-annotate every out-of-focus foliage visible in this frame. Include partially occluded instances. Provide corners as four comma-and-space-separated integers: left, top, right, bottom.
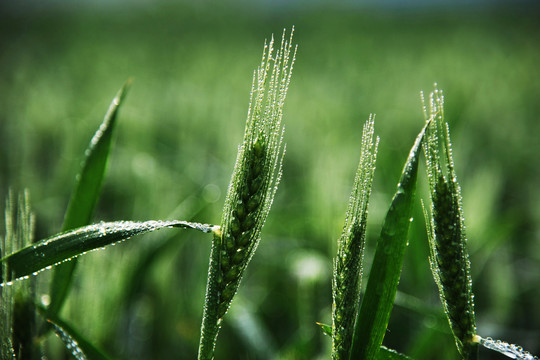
0, 2, 538, 359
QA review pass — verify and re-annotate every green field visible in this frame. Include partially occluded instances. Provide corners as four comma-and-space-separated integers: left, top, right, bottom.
1, 3, 539, 359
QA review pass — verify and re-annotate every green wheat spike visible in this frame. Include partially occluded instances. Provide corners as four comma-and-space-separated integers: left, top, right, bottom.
331, 116, 378, 360
350, 119, 427, 360
422, 86, 478, 360
198, 28, 296, 360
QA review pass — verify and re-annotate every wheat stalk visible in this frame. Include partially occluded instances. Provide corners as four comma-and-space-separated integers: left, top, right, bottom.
198, 28, 296, 360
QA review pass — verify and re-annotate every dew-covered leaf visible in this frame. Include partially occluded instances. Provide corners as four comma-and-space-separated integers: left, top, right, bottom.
37, 304, 111, 360
49, 80, 131, 315
349, 122, 428, 360
1, 220, 216, 284
48, 321, 88, 360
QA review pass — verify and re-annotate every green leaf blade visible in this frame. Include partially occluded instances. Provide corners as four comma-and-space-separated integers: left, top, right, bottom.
1, 220, 214, 284
48, 80, 132, 315
36, 305, 112, 360
62, 80, 132, 231
349, 122, 428, 360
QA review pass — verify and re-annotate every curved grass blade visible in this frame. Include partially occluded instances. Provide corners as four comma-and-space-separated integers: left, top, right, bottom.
49, 80, 132, 316
48, 321, 88, 360
36, 305, 111, 360
349, 122, 428, 360
1, 220, 216, 284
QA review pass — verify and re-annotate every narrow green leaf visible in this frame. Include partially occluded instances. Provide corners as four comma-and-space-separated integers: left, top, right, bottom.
376, 346, 413, 360
49, 80, 131, 316
63, 80, 132, 233
349, 122, 428, 360
36, 305, 112, 360
1, 220, 216, 284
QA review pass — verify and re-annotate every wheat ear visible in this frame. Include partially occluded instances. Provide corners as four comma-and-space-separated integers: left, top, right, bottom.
331, 116, 378, 360
422, 87, 478, 360
198, 28, 296, 360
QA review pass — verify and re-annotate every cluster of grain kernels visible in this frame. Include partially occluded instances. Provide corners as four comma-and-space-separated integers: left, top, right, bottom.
217, 138, 268, 319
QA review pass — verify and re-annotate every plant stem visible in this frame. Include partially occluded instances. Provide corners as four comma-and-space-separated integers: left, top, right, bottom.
198, 234, 222, 360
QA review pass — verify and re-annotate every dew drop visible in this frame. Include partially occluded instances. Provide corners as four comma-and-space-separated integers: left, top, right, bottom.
41, 294, 51, 306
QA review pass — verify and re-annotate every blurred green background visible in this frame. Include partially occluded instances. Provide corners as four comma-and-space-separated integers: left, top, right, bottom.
1, 1, 539, 359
